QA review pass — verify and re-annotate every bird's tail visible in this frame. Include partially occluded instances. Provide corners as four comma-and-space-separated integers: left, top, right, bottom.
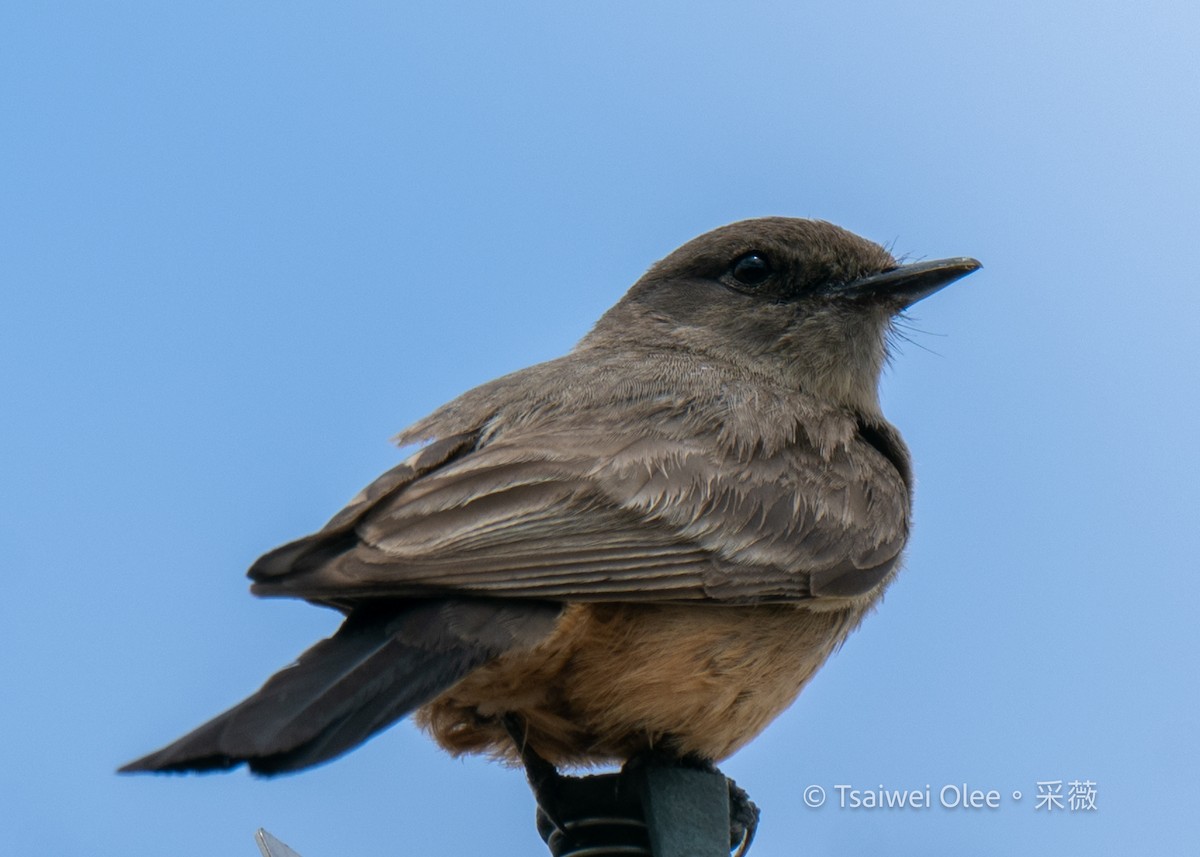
119, 599, 560, 775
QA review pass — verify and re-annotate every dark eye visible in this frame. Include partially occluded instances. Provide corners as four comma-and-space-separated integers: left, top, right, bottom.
730, 253, 772, 287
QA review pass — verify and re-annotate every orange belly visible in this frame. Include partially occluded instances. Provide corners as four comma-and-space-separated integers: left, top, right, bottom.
415, 601, 865, 768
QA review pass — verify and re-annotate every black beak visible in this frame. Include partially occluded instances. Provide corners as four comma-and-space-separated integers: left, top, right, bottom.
835, 257, 982, 308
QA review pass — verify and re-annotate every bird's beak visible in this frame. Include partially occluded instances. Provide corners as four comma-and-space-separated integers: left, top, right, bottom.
835, 257, 982, 308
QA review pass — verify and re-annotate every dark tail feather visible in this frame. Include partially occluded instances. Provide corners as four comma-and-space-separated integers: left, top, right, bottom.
119, 600, 556, 775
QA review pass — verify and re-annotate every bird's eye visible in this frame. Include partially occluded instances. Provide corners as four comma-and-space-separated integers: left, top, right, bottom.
730, 253, 772, 287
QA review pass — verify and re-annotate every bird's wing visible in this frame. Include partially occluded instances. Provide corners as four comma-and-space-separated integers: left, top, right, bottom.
250, 423, 909, 605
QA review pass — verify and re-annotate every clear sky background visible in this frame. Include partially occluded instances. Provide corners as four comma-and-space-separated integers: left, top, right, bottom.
3, 2, 1197, 855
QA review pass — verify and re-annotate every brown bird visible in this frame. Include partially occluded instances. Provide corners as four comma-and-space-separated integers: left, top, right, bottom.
121, 217, 978, 780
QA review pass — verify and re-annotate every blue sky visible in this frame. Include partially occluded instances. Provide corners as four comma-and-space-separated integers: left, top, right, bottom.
3, 2, 1197, 854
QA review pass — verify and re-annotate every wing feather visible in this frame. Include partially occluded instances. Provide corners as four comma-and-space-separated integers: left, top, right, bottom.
251, 419, 909, 605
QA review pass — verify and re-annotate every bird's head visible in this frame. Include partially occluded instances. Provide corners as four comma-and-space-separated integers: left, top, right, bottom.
587, 217, 979, 413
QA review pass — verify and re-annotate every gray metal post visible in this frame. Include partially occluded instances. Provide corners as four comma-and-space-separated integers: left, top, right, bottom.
533, 760, 755, 857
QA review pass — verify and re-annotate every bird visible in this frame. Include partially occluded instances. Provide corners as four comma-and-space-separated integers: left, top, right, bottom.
121, 217, 979, 780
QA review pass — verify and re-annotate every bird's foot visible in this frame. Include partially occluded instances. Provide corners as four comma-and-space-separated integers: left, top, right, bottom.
502, 713, 578, 840
726, 778, 760, 857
